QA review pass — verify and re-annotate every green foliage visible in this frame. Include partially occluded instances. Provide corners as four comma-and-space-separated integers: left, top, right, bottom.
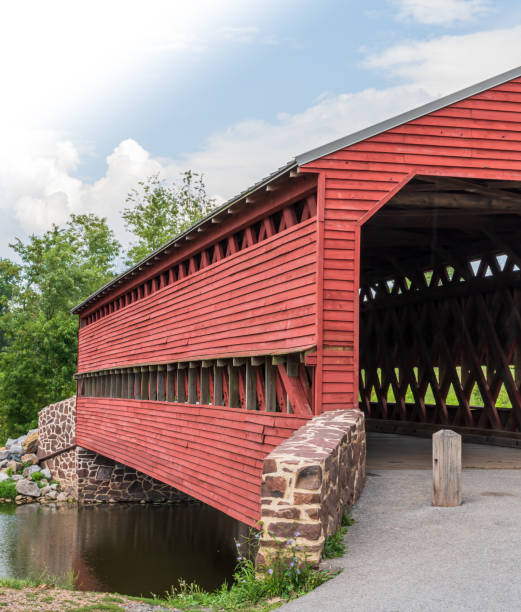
322, 514, 354, 560
122, 171, 216, 265
30, 471, 43, 482
0, 479, 17, 499
0, 214, 120, 439
5, 467, 13, 477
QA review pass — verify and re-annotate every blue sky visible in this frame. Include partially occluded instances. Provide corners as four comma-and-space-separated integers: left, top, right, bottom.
2, 0, 521, 257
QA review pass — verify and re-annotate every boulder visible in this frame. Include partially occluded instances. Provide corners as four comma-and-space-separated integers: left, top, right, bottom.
21, 453, 38, 465
0, 460, 7, 469
40, 486, 51, 496
0, 472, 9, 482
41, 468, 52, 480
0, 450, 8, 461
56, 492, 68, 502
15, 479, 41, 498
11, 475, 23, 481
22, 465, 41, 478
6, 460, 18, 474
22, 431, 38, 454
9, 445, 23, 458
45, 490, 58, 500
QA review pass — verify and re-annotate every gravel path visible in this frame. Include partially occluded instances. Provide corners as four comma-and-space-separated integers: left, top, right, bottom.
283, 468, 521, 612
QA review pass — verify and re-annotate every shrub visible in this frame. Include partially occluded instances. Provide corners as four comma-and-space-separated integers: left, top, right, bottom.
30, 471, 43, 482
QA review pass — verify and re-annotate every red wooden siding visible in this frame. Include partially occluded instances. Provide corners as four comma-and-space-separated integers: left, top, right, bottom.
302, 76, 521, 413
78, 219, 317, 372
76, 397, 310, 526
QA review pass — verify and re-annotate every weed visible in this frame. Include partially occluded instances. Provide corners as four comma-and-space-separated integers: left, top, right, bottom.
5, 468, 13, 477
322, 513, 354, 559
31, 471, 43, 482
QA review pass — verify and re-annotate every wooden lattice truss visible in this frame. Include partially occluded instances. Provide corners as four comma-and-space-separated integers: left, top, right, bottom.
359, 176, 521, 433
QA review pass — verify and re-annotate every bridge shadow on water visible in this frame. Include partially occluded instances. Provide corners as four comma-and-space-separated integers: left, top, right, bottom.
0, 501, 248, 597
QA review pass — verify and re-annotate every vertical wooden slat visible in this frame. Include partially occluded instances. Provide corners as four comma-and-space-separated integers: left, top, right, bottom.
141, 366, 149, 401
120, 369, 128, 399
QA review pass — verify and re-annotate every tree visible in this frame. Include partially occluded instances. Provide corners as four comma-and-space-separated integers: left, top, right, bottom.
122, 171, 216, 265
0, 214, 120, 438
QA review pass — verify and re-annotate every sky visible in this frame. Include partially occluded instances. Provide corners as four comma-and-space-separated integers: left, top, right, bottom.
2, 0, 521, 258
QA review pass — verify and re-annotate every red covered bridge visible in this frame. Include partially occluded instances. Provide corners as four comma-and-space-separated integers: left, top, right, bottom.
73, 67, 521, 525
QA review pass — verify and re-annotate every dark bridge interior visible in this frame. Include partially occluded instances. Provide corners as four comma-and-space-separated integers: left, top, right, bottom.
359, 176, 521, 435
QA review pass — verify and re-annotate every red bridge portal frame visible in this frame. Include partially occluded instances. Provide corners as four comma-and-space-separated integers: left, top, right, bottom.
73, 67, 521, 525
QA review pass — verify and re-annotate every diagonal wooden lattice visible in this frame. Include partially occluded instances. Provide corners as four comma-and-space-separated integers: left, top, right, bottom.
359, 250, 521, 433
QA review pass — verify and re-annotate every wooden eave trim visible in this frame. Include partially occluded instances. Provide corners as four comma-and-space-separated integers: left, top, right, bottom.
77, 176, 317, 318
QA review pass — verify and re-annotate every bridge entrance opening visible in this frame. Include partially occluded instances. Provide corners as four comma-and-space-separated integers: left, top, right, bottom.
359, 175, 521, 441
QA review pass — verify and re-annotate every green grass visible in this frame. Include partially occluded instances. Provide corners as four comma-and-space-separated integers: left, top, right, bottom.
0, 570, 76, 591
0, 480, 16, 499
322, 513, 354, 560
69, 605, 124, 612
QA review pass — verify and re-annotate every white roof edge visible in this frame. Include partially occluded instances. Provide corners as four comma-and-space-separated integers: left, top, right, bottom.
295, 65, 521, 167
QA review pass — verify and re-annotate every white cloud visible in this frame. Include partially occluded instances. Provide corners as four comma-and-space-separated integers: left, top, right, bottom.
365, 25, 521, 96
392, 0, 491, 25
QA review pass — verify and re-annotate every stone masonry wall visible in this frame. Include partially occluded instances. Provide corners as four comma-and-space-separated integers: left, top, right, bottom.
76, 447, 194, 504
257, 409, 366, 566
38, 396, 193, 504
38, 397, 76, 457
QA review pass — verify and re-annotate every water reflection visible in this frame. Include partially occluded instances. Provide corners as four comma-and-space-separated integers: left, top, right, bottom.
0, 502, 246, 596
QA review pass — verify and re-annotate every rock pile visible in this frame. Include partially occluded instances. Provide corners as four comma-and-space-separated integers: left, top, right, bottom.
0, 430, 74, 505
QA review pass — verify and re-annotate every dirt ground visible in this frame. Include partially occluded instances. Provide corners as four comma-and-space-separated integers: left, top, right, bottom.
0, 585, 177, 611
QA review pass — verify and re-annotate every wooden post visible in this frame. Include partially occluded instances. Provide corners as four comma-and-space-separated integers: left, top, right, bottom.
214, 365, 224, 406
265, 360, 277, 411
157, 365, 166, 401
133, 367, 141, 400
114, 369, 122, 398
167, 364, 176, 402
127, 369, 134, 399
177, 364, 187, 402
149, 365, 157, 401
188, 363, 198, 404
200, 363, 210, 405
228, 364, 239, 408
120, 369, 128, 398
245, 362, 257, 410
433, 429, 462, 507
141, 367, 150, 400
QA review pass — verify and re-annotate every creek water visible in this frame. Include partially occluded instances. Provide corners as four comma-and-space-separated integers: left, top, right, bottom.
0, 501, 246, 596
